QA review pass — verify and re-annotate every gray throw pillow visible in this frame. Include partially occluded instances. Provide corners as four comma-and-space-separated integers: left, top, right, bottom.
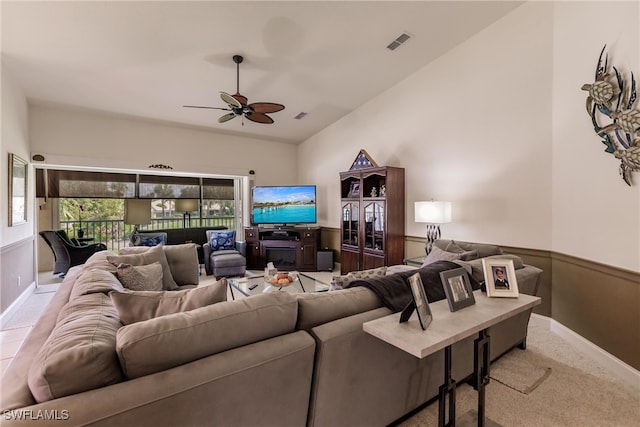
115, 262, 164, 292
120, 243, 199, 286
108, 245, 178, 290
421, 245, 462, 267
109, 279, 227, 325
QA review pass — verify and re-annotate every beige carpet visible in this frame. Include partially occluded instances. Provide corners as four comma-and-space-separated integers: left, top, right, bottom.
397, 316, 640, 427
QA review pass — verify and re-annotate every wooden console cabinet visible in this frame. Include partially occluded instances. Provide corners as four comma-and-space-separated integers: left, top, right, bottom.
245, 226, 320, 272
340, 165, 405, 274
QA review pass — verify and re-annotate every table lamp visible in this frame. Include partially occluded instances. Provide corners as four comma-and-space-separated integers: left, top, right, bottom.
176, 199, 199, 228
414, 200, 452, 254
124, 199, 152, 233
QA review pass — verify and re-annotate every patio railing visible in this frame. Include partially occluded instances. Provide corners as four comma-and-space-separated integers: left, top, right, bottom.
60, 217, 236, 252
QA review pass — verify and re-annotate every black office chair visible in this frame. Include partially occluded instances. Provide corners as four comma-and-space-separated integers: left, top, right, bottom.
39, 230, 107, 276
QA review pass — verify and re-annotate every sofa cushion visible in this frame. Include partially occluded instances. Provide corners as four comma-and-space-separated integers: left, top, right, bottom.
116, 292, 298, 379
120, 243, 200, 286
295, 287, 381, 331
28, 293, 123, 403
70, 267, 125, 298
444, 240, 503, 258
109, 279, 227, 325
83, 250, 118, 273
330, 266, 387, 291
208, 230, 236, 251
108, 245, 178, 291
115, 262, 164, 292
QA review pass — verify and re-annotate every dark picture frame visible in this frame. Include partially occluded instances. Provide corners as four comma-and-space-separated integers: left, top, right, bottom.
406, 272, 432, 330
8, 153, 27, 227
439, 267, 476, 311
348, 181, 360, 198
482, 258, 519, 298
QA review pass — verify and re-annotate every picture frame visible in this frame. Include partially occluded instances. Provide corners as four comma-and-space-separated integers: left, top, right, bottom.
348, 181, 360, 198
406, 272, 433, 330
8, 153, 27, 227
439, 267, 476, 311
482, 258, 519, 298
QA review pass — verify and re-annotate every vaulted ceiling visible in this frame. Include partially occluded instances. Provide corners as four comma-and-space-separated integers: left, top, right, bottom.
2, 1, 522, 143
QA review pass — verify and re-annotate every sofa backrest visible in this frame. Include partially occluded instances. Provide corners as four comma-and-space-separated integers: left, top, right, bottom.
295, 287, 381, 331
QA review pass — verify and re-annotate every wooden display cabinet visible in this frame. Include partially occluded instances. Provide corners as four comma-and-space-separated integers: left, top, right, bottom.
339, 165, 404, 274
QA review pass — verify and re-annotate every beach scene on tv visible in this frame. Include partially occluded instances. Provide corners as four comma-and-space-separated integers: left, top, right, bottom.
252, 186, 316, 224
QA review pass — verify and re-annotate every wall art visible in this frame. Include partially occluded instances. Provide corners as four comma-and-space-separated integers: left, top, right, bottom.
581, 45, 639, 186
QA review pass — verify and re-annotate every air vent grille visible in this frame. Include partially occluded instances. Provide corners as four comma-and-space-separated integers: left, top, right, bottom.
294, 112, 308, 120
386, 32, 411, 51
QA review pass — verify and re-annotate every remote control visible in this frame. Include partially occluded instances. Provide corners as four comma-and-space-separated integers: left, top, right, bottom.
249, 284, 258, 290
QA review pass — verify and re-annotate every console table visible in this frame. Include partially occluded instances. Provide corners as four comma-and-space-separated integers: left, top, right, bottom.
245, 226, 320, 271
363, 291, 541, 426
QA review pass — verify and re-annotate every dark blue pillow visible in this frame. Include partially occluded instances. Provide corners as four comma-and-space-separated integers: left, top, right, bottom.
209, 231, 236, 251
139, 234, 165, 247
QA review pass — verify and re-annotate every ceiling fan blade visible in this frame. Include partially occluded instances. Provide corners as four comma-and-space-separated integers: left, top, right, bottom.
245, 112, 274, 124
183, 105, 230, 111
218, 113, 237, 123
220, 92, 242, 108
232, 93, 248, 107
249, 102, 285, 114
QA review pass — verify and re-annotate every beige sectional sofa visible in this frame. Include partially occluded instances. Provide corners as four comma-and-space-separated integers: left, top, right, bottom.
1, 240, 542, 427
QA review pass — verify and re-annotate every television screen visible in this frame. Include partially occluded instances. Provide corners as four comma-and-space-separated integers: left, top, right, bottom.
251, 185, 317, 225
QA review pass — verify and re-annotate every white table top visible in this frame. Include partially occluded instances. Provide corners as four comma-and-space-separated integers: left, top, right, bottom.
363, 290, 541, 358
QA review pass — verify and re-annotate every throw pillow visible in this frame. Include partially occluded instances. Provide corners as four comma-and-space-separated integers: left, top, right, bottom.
421, 245, 463, 267
115, 262, 164, 292
120, 243, 200, 286
209, 230, 236, 251
107, 245, 178, 291
331, 266, 387, 291
109, 278, 227, 325
444, 241, 479, 261
138, 234, 165, 247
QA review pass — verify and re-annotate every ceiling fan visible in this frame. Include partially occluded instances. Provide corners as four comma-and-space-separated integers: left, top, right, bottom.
183, 55, 285, 124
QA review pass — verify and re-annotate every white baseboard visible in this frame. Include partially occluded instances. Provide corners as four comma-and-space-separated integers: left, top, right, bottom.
532, 314, 640, 391
0, 282, 36, 329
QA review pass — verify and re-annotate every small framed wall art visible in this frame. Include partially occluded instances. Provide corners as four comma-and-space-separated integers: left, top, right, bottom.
439, 267, 476, 311
8, 153, 27, 227
482, 258, 519, 298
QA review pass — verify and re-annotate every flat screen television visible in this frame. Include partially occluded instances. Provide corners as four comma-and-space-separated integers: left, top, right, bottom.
251, 185, 317, 225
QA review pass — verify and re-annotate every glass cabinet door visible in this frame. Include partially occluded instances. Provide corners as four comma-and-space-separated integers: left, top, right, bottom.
342, 202, 359, 246
364, 202, 385, 251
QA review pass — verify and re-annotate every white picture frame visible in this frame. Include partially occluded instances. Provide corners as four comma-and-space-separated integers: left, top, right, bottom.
482, 258, 519, 298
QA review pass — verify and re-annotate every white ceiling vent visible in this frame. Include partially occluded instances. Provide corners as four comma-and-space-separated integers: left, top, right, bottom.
294, 112, 308, 120
386, 33, 411, 51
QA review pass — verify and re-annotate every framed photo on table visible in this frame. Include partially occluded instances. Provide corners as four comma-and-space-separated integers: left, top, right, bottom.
406, 272, 432, 330
482, 258, 519, 298
439, 267, 476, 311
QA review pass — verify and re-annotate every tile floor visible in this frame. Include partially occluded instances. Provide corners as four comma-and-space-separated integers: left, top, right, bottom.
0, 268, 338, 377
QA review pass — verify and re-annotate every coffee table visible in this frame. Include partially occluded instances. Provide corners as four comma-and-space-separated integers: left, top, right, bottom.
227, 272, 330, 300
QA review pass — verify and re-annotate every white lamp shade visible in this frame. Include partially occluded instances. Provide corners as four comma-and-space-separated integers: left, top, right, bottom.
175, 199, 199, 212
124, 199, 152, 225
414, 201, 452, 224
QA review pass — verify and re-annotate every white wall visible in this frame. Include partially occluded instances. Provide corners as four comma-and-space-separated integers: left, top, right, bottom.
299, 1, 640, 272
1, 68, 33, 247
29, 105, 298, 187
299, 2, 554, 250
551, 1, 640, 271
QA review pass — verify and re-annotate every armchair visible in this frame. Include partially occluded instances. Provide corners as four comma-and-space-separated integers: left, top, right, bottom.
39, 230, 107, 276
203, 229, 246, 277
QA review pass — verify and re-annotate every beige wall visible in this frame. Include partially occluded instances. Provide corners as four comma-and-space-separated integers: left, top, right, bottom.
299, 2, 554, 252
551, 1, 640, 270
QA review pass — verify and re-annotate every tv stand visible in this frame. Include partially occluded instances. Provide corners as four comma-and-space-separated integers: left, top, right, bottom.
245, 226, 320, 271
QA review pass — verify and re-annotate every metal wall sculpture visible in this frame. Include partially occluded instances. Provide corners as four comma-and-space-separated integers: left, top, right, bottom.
581, 46, 640, 186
